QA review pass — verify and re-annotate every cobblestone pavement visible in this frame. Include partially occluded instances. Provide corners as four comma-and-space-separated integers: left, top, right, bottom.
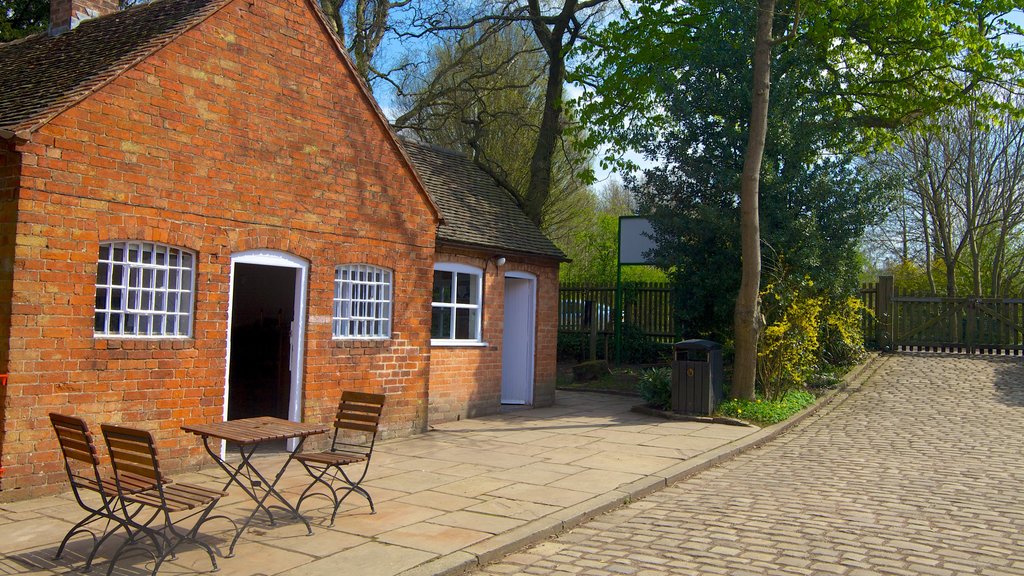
472, 354, 1024, 576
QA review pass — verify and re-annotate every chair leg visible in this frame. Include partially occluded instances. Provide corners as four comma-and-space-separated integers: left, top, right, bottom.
55, 511, 100, 560
148, 502, 223, 576
336, 465, 375, 513
295, 464, 338, 518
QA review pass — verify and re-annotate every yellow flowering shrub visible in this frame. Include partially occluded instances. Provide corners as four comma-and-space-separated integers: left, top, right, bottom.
757, 284, 822, 401
821, 296, 868, 366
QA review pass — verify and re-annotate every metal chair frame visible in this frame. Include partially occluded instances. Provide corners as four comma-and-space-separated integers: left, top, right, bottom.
294, 391, 385, 526
50, 413, 140, 572
101, 424, 235, 576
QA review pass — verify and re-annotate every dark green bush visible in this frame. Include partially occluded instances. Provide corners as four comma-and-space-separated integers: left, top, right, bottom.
619, 323, 672, 364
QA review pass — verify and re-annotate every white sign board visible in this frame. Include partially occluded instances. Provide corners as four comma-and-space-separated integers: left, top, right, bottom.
618, 216, 658, 265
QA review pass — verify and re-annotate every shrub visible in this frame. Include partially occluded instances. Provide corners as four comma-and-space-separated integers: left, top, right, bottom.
821, 296, 868, 366
557, 332, 589, 362
758, 278, 822, 400
717, 389, 816, 426
638, 367, 672, 410
619, 323, 672, 364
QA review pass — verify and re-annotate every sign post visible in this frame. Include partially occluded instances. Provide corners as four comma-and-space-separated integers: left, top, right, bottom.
616, 216, 658, 363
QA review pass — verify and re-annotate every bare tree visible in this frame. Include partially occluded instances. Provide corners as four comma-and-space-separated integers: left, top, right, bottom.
318, 0, 412, 84
382, 0, 614, 229
871, 90, 1024, 296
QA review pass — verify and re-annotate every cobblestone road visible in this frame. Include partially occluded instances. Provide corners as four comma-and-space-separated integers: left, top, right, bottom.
472, 354, 1024, 576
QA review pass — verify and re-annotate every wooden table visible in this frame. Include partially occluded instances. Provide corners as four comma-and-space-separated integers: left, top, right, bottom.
182, 417, 329, 555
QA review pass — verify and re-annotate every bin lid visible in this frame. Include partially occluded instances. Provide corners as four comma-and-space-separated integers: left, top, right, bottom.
673, 339, 722, 351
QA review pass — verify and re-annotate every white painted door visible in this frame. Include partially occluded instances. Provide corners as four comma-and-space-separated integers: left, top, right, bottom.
501, 275, 535, 404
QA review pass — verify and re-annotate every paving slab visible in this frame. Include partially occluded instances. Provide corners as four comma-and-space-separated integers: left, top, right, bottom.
0, 388, 767, 576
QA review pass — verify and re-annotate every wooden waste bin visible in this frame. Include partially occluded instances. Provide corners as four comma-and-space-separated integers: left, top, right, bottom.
671, 340, 723, 415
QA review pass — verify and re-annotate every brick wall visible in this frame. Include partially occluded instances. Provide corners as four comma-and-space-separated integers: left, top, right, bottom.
0, 141, 20, 477
428, 247, 559, 423
0, 0, 436, 499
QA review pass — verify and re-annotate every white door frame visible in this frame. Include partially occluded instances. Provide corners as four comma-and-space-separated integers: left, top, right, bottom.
502, 271, 537, 404
225, 250, 309, 451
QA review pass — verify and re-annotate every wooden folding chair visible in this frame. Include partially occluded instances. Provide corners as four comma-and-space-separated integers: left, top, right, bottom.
50, 413, 145, 572
294, 391, 385, 526
101, 424, 233, 576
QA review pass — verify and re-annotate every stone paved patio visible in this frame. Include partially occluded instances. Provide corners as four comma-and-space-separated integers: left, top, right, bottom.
0, 389, 771, 576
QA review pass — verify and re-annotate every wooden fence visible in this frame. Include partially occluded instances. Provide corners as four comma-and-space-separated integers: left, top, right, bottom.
559, 282, 678, 343
859, 275, 1024, 355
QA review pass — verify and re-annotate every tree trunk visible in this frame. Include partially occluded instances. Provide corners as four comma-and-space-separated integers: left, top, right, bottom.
523, 52, 565, 227
922, 202, 935, 294
732, 0, 775, 401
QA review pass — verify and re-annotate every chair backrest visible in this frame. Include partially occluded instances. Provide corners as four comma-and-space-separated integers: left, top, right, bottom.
334, 391, 386, 433
331, 391, 385, 452
50, 413, 105, 496
100, 424, 163, 493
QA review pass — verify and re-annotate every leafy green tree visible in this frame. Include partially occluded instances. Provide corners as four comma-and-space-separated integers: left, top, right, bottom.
578, 0, 1024, 399
557, 181, 667, 285
583, 1, 887, 344
1, 0, 47, 41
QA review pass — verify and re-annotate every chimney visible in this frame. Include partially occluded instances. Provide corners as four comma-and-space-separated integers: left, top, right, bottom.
50, 0, 118, 35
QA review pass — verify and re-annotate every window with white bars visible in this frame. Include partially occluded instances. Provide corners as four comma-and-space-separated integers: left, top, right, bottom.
94, 241, 195, 338
333, 264, 392, 339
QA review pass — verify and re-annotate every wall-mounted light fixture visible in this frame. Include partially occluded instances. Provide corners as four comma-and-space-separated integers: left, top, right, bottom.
494, 256, 506, 267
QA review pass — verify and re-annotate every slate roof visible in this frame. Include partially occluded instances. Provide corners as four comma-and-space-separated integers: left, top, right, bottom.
0, 0, 230, 135
402, 139, 567, 261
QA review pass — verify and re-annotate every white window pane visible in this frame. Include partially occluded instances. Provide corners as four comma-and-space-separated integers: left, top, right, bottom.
333, 264, 393, 339
94, 241, 195, 338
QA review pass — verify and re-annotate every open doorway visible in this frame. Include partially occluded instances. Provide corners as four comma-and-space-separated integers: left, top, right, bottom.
228, 263, 296, 420
225, 251, 309, 442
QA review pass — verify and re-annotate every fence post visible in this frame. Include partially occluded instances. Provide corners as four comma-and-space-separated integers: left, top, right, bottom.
588, 300, 598, 361
877, 275, 894, 351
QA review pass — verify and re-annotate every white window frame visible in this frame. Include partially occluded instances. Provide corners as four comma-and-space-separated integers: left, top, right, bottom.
94, 240, 195, 338
431, 263, 485, 346
333, 264, 393, 339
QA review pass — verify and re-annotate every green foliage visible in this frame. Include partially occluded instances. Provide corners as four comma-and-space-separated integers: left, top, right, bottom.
1, 0, 48, 41
557, 182, 667, 285
758, 278, 823, 401
820, 296, 868, 367
557, 331, 616, 363
757, 271, 868, 398
577, 0, 1024, 165
619, 322, 672, 365
637, 367, 672, 410
574, 0, 888, 343
556, 321, 670, 364
717, 389, 816, 426
573, 0, 1024, 357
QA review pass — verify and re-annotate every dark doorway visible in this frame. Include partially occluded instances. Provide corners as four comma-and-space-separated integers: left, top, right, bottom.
228, 263, 296, 421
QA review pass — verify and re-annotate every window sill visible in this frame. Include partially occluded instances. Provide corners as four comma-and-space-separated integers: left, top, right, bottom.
430, 340, 489, 348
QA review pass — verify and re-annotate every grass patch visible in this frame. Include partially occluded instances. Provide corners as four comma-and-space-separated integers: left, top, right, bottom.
717, 389, 816, 426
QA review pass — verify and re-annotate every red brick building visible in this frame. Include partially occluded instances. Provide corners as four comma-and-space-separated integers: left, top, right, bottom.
0, 0, 565, 499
